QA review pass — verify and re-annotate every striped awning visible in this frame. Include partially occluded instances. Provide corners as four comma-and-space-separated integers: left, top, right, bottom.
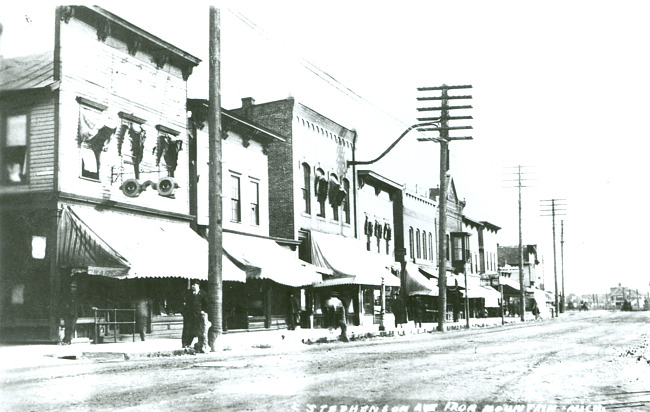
57, 205, 245, 282
222, 232, 323, 287
309, 231, 400, 288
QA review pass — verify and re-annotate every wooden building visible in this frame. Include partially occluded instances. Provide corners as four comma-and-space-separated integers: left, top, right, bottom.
0, 6, 202, 342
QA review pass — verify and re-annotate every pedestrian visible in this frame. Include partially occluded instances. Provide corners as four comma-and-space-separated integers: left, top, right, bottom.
182, 280, 209, 352
323, 293, 348, 342
531, 299, 540, 320
287, 291, 301, 330
61, 278, 79, 345
392, 297, 406, 328
412, 297, 424, 328
134, 296, 148, 341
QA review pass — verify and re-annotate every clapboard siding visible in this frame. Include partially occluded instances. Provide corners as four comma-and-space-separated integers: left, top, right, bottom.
0, 96, 55, 195
29, 98, 56, 190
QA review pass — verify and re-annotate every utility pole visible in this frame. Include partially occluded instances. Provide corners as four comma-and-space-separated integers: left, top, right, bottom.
560, 220, 566, 313
207, 6, 223, 350
540, 199, 567, 318
504, 166, 533, 322
416, 84, 473, 332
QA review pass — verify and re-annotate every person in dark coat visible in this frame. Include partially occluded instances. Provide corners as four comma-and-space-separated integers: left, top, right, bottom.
182, 280, 209, 351
287, 291, 301, 330
61, 278, 79, 345
323, 293, 348, 342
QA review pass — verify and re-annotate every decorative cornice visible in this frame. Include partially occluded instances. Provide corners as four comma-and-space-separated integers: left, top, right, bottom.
155, 124, 180, 136
126, 36, 141, 56
76, 96, 108, 111
118, 111, 146, 125
152, 52, 169, 69
60, 6, 74, 24
96, 18, 111, 42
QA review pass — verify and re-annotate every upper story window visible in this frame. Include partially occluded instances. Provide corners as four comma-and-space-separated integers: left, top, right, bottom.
416, 229, 421, 259
250, 180, 259, 226
342, 179, 350, 224
428, 233, 434, 262
422, 231, 427, 260
302, 163, 311, 214
409, 227, 415, 259
2, 113, 28, 184
329, 174, 339, 222
78, 99, 113, 181
231, 175, 241, 223
315, 168, 327, 218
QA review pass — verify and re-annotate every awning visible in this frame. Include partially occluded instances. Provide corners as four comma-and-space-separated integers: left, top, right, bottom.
57, 205, 246, 282
467, 286, 502, 307
418, 265, 438, 279
310, 231, 400, 287
223, 232, 322, 287
405, 263, 438, 296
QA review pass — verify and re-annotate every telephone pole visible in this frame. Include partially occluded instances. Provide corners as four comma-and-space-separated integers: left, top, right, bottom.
540, 199, 567, 317
504, 166, 534, 322
207, 6, 223, 350
560, 220, 566, 313
416, 84, 473, 332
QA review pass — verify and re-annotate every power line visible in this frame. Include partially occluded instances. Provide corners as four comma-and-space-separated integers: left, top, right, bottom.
540, 199, 567, 317
226, 8, 416, 131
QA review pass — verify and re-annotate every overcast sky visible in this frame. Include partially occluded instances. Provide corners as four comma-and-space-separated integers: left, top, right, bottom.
2, 1, 650, 295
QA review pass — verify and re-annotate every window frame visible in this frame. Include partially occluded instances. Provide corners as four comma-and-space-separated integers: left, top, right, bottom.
1, 111, 30, 185
250, 179, 260, 226
230, 175, 241, 223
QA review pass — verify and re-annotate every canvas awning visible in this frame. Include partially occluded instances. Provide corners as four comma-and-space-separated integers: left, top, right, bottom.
310, 231, 400, 288
222, 232, 323, 287
405, 263, 439, 296
57, 205, 245, 282
467, 286, 502, 307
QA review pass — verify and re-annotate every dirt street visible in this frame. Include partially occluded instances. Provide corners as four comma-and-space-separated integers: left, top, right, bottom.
1, 311, 648, 412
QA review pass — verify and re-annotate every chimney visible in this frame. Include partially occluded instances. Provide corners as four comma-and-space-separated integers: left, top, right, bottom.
241, 97, 255, 119
241, 97, 255, 109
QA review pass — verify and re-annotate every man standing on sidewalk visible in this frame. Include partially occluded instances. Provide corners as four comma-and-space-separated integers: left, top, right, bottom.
324, 293, 348, 342
182, 280, 209, 352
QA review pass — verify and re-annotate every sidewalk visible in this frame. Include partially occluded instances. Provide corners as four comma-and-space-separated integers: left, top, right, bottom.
0, 316, 528, 370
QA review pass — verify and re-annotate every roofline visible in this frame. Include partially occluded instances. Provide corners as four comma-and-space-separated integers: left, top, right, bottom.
480, 221, 502, 231
357, 169, 404, 193
187, 99, 286, 142
462, 215, 484, 229
68, 6, 200, 74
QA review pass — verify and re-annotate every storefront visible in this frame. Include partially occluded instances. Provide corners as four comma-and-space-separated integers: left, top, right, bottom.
56, 204, 218, 341
220, 231, 322, 330
308, 231, 401, 328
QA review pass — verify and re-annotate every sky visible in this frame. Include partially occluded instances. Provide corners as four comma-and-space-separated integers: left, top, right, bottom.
2, 1, 650, 296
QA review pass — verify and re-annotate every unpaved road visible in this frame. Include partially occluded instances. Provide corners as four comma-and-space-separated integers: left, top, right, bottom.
1, 311, 649, 411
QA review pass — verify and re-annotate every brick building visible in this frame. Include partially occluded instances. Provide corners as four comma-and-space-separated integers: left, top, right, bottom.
231, 98, 398, 328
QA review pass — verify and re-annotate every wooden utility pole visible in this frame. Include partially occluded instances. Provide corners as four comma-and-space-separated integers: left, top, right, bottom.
207, 6, 223, 350
541, 199, 566, 318
504, 166, 533, 322
560, 220, 566, 313
416, 84, 473, 332
517, 166, 525, 322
